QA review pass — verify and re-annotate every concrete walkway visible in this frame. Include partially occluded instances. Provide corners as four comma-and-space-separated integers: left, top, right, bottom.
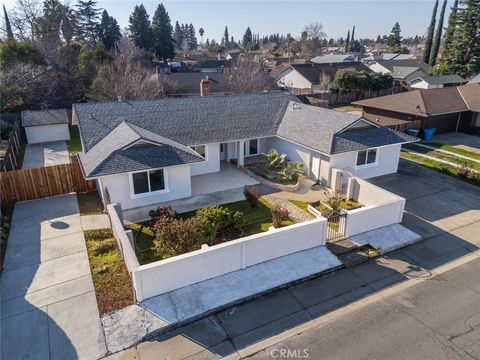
1, 194, 107, 360
263, 194, 313, 223
22, 141, 70, 169
402, 148, 480, 174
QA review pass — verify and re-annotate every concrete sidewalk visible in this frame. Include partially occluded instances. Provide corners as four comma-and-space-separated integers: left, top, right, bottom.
1, 195, 107, 360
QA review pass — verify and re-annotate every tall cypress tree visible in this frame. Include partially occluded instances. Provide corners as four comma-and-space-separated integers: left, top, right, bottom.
128, 4, 152, 51
345, 29, 350, 51
350, 25, 355, 44
423, 0, 438, 63
151, 3, 174, 60
188, 24, 197, 50
223, 26, 230, 48
3, 5, 14, 40
98, 10, 121, 50
429, 0, 447, 65
243, 27, 253, 49
441, 0, 459, 60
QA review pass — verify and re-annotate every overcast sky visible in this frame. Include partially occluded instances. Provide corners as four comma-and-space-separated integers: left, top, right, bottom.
3, 0, 453, 42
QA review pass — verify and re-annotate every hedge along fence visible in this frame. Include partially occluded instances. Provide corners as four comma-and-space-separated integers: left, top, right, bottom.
343, 177, 405, 238
106, 202, 328, 302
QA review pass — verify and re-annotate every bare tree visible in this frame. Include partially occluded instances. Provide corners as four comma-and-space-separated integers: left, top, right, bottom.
89, 38, 175, 101
2, 0, 42, 40
299, 22, 326, 59
223, 55, 276, 93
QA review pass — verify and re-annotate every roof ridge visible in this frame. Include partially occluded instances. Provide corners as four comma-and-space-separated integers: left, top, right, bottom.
417, 89, 429, 116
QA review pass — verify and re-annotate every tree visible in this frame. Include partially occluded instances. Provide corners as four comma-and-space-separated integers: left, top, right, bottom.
298, 22, 326, 59
76, 0, 101, 44
223, 55, 276, 93
429, 0, 447, 65
187, 23, 197, 50
387, 22, 402, 51
97, 10, 121, 50
90, 38, 175, 101
242, 26, 253, 50
345, 29, 350, 51
223, 26, 230, 48
423, 0, 438, 63
7, 0, 41, 40
0, 39, 45, 70
151, 3, 174, 60
198, 27, 204, 44
330, 69, 393, 94
351, 25, 355, 45
3, 5, 15, 40
128, 4, 152, 51
173, 21, 183, 50
440, 0, 458, 61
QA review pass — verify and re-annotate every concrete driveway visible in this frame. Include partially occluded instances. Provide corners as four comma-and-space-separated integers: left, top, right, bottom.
22, 141, 70, 169
1, 194, 106, 360
431, 132, 480, 154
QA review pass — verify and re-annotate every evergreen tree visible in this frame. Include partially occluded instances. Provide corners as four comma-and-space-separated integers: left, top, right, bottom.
128, 4, 152, 51
388, 22, 402, 49
345, 29, 350, 51
151, 3, 174, 60
242, 26, 253, 49
223, 26, 230, 48
351, 25, 355, 44
429, 0, 447, 65
188, 23, 197, 50
423, 0, 438, 63
76, 0, 101, 44
441, 0, 459, 60
173, 21, 183, 50
98, 10, 121, 50
3, 5, 14, 40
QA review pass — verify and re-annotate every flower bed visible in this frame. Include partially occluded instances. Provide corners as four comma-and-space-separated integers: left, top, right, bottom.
126, 198, 294, 265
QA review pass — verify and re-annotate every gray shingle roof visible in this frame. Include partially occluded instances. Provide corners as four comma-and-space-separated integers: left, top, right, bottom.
21, 109, 68, 127
74, 91, 296, 152
78, 121, 204, 178
411, 74, 466, 85
468, 73, 480, 84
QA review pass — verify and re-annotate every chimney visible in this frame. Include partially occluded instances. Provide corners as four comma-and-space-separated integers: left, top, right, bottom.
117, 96, 122, 102
200, 77, 210, 96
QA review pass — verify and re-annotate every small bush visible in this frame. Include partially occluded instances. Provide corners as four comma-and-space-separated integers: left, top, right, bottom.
153, 216, 203, 258
244, 186, 261, 208
468, 171, 480, 184
264, 149, 287, 169
271, 205, 290, 228
195, 206, 243, 244
457, 165, 471, 179
149, 206, 177, 224
440, 164, 452, 174
325, 191, 345, 213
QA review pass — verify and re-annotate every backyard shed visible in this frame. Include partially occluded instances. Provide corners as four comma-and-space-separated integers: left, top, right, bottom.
21, 109, 70, 144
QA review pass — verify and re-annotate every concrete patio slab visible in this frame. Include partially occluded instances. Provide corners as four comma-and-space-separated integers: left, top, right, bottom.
350, 223, 422, 254
22, 141, 70, 169
81, 214, 110, 230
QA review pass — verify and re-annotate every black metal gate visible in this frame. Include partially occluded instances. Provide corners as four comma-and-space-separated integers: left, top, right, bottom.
325, 209, 347, 242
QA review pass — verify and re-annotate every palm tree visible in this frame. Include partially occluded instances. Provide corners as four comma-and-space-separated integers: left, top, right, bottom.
199, 27, 204, 44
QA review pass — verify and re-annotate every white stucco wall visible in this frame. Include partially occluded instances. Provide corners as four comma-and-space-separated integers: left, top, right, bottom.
99, 165, 192, 210
24, 124, 70, 144
277, 68, 313, 89
328, 144, 401, 184
266, 137, 310, 166
190, 143, 220, 176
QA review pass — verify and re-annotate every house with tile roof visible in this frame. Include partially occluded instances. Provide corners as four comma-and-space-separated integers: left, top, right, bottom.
353, 84, 480, 134
73, 91, 416, 211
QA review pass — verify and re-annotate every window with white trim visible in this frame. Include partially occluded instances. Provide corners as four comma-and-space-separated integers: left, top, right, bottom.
131, 169, 166, 195
244, 139, 259, 156
356, 149, 377, 167
190, 145, 206, 157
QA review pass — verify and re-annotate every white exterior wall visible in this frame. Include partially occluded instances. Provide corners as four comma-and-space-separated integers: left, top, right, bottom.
190, 143, 220, 176
133, 217, 327, 300
266, 137, 310, 165
24, 124, 70, 144
99, 165, 192, 210
277, 68, 313, 89
328, 144, 401, 184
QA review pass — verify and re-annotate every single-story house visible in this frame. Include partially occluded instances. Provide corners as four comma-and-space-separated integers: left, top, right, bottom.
409, 74, 467, 89
21, 109, 70, 144
367, 59, 431, 84
353, 84, 480, 134
275, 63, 372, 91
74, 92, 416, 211
310, 54, 357, 64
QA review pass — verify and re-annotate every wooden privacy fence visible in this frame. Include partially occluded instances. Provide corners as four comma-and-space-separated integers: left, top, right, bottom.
1, 116, 26, 172
0, 162, 96, 203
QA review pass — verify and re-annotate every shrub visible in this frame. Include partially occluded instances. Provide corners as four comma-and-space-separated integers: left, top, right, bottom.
467, 171, 480, 184
457, 165, 471, 179
153, 216, 203, 258
91, 238, 117, 256
149, 206, 177, 225
263, 149, 287, 169
440, 164, 452, 174
280, 162, 304, 183
195, 206, 243, 244
271, 205, 289, 228
325, 191, 345, 213
244, 186, 261, 208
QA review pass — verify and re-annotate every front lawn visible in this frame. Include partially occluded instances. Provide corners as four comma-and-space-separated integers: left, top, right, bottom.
404, 144, 480, 171
84, 229, 135, 314
126, 198, 293, 265
67, 126, 82, 153
423, 142, 480, 161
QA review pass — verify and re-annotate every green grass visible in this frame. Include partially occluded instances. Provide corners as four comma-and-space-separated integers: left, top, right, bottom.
424, 142, 480, 161
404, 144, 480, 171
288, 200, 310, 213
401, 152, 480, 186
84, 229, 135, 314
67, 126, 82, 153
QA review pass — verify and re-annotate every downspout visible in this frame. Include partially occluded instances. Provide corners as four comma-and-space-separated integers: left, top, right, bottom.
455, 112, 461, 133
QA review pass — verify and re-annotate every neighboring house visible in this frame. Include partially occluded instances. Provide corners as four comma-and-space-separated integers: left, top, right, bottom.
368, 59, 431, 84
165, 73, 227, 96
310, 54, 357, 64
468, 73, 480, 84
409, 75, 467, 89
74, 92, 416, 211
275, 63, 372, 91
362, 53, 415, 63
193, 59, 228, 72
21, 109, 70, 144
353, 84, 480, 134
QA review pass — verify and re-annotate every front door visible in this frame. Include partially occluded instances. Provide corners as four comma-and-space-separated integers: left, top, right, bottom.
220, 143, 227, 160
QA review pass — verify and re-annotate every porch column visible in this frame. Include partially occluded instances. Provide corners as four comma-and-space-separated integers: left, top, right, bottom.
238, 140, 245, 167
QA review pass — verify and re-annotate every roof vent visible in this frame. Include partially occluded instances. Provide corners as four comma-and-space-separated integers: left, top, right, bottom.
117, 96, 122, 102
291, 102, 300, 110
